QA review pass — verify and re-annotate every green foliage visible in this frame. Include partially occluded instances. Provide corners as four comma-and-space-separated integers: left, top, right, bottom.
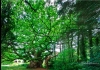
1, 0, 16, 62
1, 0, 100, 70
84, 51, 100, 70
1, 61, 13, 65
2, 51, 18, 62
50, 49, 81, 70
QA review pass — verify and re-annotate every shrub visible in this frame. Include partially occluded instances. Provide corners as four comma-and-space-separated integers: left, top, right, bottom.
49, 49, 82, 70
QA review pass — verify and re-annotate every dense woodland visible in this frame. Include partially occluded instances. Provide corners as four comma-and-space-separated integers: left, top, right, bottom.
1, 0, 100, 70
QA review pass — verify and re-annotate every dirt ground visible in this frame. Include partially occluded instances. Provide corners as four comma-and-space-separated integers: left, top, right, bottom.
33, 68, 48, 70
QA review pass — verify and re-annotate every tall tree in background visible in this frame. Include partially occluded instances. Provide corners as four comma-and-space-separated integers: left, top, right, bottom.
75, 1, 100, 60
55, 0, 100, 62
1, 0, 16, 60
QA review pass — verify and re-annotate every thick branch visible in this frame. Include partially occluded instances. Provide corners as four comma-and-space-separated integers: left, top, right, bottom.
24, 0, 37, 12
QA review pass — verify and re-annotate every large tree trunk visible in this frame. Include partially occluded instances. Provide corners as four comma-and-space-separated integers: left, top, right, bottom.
27, 59, 43, 69
27, 51, 43, 68
44, 54, 58, 68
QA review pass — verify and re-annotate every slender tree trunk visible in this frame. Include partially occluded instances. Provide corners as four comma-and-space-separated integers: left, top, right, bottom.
59, 43, 61, 52
54, 44, 56, 60
89, 29, 93, 59
80, 33, 87, 61
96, 37, 99, 46
96, 36, 99, 53
70, 33, 74, 62
77, 33, 80, 62
67, 34, 71, 62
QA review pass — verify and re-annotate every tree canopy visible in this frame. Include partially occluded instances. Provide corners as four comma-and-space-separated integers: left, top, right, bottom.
1, 0, 100, 70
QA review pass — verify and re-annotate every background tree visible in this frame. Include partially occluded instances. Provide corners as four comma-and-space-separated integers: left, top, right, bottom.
1, 0, 16, 61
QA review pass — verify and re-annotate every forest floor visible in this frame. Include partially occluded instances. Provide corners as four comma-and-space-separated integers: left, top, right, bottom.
33, 68, 47, 70
1, 62, 48, 70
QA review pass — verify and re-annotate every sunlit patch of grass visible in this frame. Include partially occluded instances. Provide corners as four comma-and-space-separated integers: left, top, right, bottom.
1, 65, 26, 70
1, 64, 32, 70
10, 63, 24, 66
1, 61, 30, 70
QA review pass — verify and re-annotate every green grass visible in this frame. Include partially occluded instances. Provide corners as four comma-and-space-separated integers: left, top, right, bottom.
1, 65, 33, 70
1, 66, 25, 70
1, 61, 31, 70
